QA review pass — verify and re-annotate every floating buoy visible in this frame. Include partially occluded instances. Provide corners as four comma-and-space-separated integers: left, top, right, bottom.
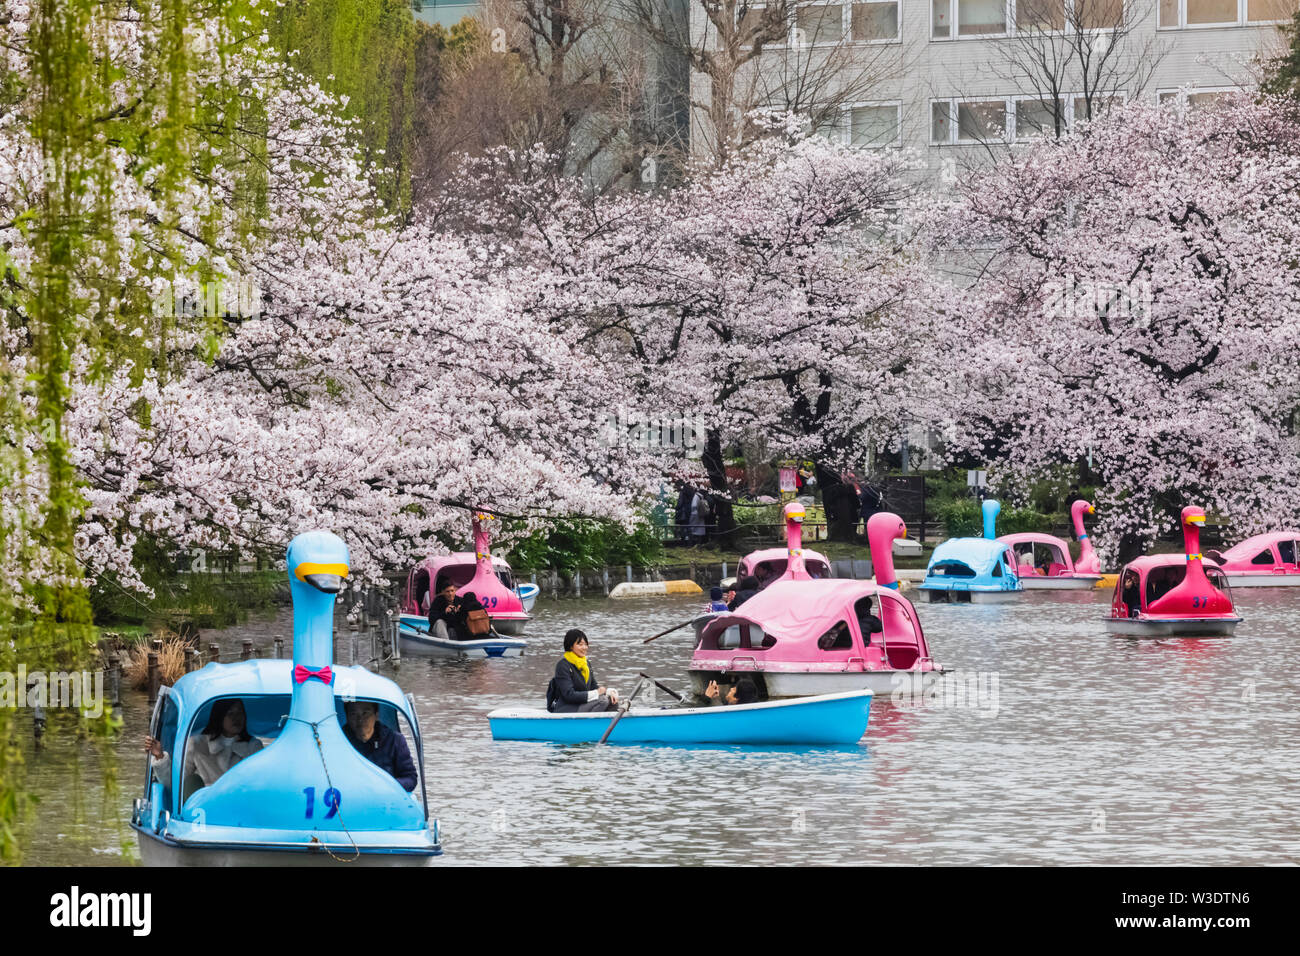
609, 580, 703, 599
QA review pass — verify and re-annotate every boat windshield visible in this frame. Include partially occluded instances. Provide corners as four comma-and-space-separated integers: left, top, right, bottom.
930, 561, 975, 578
1206, 567, 1234, 605
174, 695, 422, 810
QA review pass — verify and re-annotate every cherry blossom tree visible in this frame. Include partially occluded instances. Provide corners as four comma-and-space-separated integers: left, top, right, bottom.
444, 118, 938, 541
929, 94, 1300, 562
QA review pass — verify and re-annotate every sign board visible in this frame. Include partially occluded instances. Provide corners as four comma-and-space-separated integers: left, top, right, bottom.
967, 470, 987, 488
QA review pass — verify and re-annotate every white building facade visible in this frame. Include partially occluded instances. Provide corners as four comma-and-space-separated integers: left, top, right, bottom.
691, 0, 1297, 170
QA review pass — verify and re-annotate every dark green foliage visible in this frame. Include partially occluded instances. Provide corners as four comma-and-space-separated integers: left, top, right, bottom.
267, 0, 419, 214
506, 518, 664, 572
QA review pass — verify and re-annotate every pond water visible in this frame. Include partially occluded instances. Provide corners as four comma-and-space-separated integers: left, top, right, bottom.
15, 586, 1300, 865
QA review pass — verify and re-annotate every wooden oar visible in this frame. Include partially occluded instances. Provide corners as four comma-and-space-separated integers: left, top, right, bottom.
597, 675, 647, 745
638, 672, 685, 702
642, 618, 697, 644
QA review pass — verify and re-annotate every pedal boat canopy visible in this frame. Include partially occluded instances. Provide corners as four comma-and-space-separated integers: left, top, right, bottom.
690, 578, 934, 674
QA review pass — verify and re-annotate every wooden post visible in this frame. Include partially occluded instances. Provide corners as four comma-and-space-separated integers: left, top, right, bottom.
185, 648, 199, 673
274, 636, 284, 660
349, 620, 358, 666
240, 639, 253, 661
551, 567, 559, 601
602, 568, 609, 596
108, 653, 121, 709
575, 570, 582, 598
147, 650, 160, 705
208, 642, 220, 664
626, 564, 632, 582
722, 561, 728, 579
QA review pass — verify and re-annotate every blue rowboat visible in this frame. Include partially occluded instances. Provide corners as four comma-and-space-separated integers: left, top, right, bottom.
486, 690, 871, 745
397, 616, 527, 658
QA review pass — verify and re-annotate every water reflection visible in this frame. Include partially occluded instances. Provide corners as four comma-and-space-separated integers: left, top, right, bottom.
13, 586, 1300, 864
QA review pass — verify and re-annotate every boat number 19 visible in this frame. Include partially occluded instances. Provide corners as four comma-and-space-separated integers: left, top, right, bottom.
303, 786, 342, 819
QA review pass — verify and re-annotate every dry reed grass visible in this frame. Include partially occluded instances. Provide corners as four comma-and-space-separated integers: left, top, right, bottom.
122, 632, 189, 690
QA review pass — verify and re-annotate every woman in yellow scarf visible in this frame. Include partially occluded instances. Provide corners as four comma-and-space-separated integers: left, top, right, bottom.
546, 629, 619, 713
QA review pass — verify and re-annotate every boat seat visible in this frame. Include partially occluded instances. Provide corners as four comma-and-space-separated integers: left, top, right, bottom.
886, 646, 919, 669
181, 772, 205, 808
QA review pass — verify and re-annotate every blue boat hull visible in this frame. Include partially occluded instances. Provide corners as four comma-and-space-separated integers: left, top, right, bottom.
487, 690, 871, 745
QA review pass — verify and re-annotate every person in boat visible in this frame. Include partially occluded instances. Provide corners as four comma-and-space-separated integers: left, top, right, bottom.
704, 677, 759, 706
856, 597, 884, 640
817, 622, 853, 650
1120, 570, 1141, 617
427, 581, 465, 640
722, 583, 737, 608
342, 700, 418, 792
707, 586, 729, 612
145, 697, 263, 789
546, 629, 619, 713
729, 575, 760, 610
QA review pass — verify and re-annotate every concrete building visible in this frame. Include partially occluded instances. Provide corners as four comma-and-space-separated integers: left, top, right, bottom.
689, 0, 1297, 171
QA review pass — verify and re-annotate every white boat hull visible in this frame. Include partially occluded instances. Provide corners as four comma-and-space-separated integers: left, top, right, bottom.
1104, 617, 1240, 637
1019, 575, 1103, 590
1222, 574, 1300, 588
136, 830, 437, 867
689, 668, 941, 700
398, 618, 526, 658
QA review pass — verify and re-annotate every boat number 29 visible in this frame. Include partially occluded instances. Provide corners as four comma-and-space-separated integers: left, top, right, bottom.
303, 786, 342, 819
483, 596, 498, 609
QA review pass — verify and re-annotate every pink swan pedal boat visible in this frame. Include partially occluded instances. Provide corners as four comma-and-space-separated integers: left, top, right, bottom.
1206, 532, 1300, 588
398, 512, 530, 657
737, 501, 831, 587
1105, 506, 1242, 637
689, 512, 944, 699
998, 499, 1104, 591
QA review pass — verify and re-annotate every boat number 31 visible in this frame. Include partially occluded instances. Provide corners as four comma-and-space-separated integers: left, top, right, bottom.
303, 786, 342, 819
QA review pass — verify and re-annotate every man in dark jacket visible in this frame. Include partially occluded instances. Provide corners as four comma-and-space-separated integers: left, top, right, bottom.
343, 701, 418, 792
427, 581, 463, 639
728, 576, 760, 611
547, 629, 618, 713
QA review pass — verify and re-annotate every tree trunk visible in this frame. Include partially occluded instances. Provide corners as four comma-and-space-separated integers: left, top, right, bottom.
703, 430, 737, 549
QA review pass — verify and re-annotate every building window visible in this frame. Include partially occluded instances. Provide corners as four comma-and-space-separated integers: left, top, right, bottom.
849, 103, 902, 146
1017, 0, 1066, 29
959, 0, 1008, 35
958, 100, 1008, 140
1015, 97, 1064, 139
796, 3, 846, 45
1187, 0, 1238, 22
1158, 0, 1297, 26
933, 0, 953, 36
851, 1, 900, 40
1157, 87, 1240, 109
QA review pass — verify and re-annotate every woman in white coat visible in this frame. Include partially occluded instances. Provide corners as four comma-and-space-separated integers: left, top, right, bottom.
145, 698, 263, 789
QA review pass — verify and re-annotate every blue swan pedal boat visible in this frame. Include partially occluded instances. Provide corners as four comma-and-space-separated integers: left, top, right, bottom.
486, 690, 873, 745
131, 531, 441, 865
915, 500, 1023, 604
